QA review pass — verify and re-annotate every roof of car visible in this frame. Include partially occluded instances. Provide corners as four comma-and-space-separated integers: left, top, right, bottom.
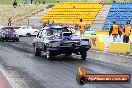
2, 26, 14, 29
50, 26, 68, 29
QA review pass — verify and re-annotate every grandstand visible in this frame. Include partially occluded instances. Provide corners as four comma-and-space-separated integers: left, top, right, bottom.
40, 2, 103, 25
103, 2, 132, 30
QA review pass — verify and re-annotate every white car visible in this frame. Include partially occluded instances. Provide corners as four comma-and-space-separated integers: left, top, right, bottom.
14, 26, 39, 37
84, 28, 96, 35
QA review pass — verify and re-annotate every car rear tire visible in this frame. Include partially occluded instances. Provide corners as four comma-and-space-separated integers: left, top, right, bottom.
1, 38, 4, 42
80, 51, 87, 60
35, 46, 41, 56
26, 33, 31, 37
13, 39, 15, 42
5, 39, 8, 42
16, 38, 19, 42
46, 50, 53, 60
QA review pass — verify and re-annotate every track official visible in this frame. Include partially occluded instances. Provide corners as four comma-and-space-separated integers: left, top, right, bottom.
109, 21, 119, 42
123, 21, 132, 43
79, 19, 85, 35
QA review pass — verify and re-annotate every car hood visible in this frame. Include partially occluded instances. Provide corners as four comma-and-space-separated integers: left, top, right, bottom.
43, 35, 89, 43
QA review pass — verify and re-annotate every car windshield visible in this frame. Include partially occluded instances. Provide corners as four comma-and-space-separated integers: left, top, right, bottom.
2, 29, 15, 33
50, 28, 69, 34
41, 27, 69, 36
50, 28, 62, 34
14, 27, 20, 29
86, 28, 93, 31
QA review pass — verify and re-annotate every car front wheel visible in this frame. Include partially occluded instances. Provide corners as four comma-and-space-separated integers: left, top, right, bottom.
34, 46, 41, 56
80, 51, 87, 60
16, 38, 19, 42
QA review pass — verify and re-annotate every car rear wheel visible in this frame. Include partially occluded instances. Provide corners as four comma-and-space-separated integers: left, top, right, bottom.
80, 51, 87, 60
13, 39, 15, 42
26, 33, 31, 37
1, 38, 4, 42
34, 46, 41, 56
16, 38, 19, 42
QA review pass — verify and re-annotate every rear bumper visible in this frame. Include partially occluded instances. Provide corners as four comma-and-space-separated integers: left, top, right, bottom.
48, 45, 91, 53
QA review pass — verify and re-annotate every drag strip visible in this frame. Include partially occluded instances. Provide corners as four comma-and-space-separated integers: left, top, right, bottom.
0, 37, 131, 88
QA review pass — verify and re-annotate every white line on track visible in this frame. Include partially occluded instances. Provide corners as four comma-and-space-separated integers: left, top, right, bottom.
0, 69, 15, 88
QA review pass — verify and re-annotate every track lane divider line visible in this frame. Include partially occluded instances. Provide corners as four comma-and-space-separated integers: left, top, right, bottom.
0, 69, 16, 88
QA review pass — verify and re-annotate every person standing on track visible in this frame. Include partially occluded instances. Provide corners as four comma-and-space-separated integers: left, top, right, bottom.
78, 19, 85, 35
123, 20, 132, 43
109, 21, 119, 42
118, 24, 124, 42
119, 24, 124, 37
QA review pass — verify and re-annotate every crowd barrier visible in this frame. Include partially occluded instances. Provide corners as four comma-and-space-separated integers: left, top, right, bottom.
108, 42, 130, 55
84, 34, 132, 55
96, 32, 109, 35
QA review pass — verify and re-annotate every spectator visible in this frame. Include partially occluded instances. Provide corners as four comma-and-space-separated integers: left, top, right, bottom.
113, 0, 116, 3
13, 0, 17, 8
78, 19, 85, 35
123, 21, 131, 43
8, 18, 12, 26
31, 0, 33, 4
109, 21, 119, 42
57, 0, 60, 3
99, 1, 104, 5
24, 0, 28, 5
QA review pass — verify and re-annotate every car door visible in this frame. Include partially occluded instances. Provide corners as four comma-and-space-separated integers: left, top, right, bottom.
15, 26, 26, 36
22, 26, 29, 36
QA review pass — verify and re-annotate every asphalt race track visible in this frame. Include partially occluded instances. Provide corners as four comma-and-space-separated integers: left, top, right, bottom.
0, 37, 132, 88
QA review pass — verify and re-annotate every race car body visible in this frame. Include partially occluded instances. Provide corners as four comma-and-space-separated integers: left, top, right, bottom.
0, 26, 19, 42
84, 28, 96, 35
14, 25, 39, 36
33, 26, 91, 60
